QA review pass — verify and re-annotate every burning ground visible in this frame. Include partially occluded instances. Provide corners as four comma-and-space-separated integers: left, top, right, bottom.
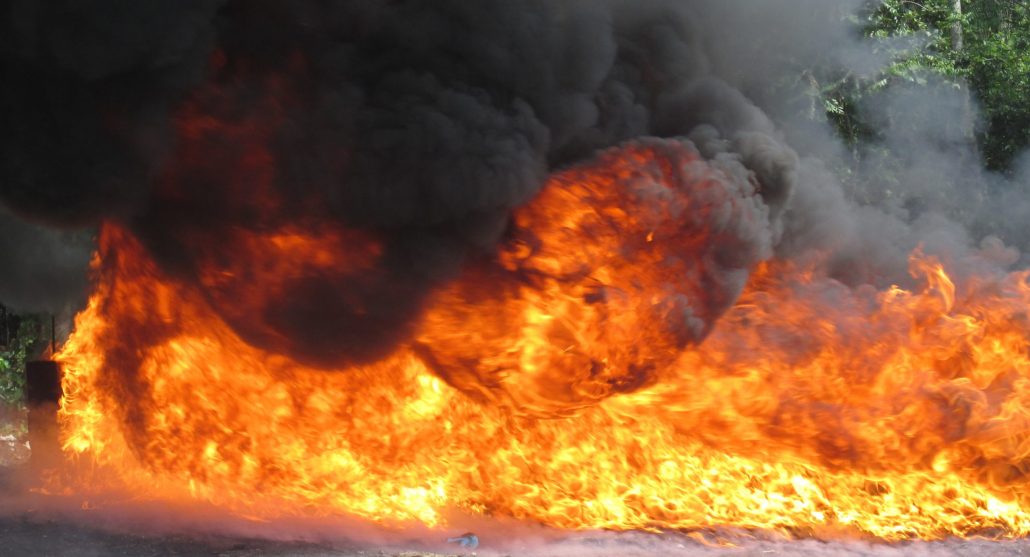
6, 0, 1030, 548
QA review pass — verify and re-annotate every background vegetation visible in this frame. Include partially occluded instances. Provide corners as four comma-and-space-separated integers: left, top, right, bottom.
0, 311, 43, 406
815, 0, 1030, 171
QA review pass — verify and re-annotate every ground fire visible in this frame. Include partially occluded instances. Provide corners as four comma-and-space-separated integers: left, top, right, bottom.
7, 0, 1030, 549
52, 137, 1030, 540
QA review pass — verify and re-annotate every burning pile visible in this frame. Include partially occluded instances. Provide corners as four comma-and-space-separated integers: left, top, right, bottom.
5, 0, 1030, 543
55, 151, 1030, 540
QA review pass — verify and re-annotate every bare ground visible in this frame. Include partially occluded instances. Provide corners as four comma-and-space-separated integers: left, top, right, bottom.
4, 413, 1030, 557
3, 516, 1030, 557
3, 491, 1030, 557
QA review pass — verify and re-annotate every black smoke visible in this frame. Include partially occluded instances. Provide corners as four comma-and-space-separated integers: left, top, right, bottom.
7, 0, 1021, 369
1, 0, 813, 367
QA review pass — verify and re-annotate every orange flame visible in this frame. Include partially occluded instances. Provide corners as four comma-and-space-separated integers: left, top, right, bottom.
53, 143, 1030, 541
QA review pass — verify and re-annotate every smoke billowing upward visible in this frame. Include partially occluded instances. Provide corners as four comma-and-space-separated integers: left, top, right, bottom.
1, 0, 1026, 371
1, 0, 794, 367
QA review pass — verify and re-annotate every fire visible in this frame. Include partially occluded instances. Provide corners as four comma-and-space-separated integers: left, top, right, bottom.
53, 138, 1030, 540
420, 140, 769, 416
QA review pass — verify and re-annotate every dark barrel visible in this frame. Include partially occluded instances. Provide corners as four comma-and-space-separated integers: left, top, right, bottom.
25, 360, 62, 470
25, 360, 61, 406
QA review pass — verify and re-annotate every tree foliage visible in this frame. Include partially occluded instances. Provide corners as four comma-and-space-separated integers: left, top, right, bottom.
0, 315, 42, 406
964, 1, 1030, 168
816, 0, 1030, 170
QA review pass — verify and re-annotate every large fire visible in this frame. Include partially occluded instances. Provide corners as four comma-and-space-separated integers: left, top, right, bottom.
50, 101, 1030, 541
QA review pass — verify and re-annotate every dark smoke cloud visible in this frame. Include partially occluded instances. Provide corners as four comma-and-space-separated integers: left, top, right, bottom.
5, 0, 1025, 371
0, 0, 226, 315
1, 0, 227, 224
2, 0, 806, 366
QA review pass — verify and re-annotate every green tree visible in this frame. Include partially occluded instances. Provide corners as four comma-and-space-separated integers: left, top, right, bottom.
964, 1, 1030, 168
818, 0, 1030, 170
0, 314, 43, 405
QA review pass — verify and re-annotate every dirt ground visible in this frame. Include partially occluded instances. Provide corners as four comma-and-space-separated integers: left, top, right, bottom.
4, 512, 1030, 557
4, 480, 1030, 557
0, 516, 362, 557
4, 423, 1030, 557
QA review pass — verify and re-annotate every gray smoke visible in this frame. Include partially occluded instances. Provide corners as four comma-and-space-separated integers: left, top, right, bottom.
0, 207, 91, 313
1, 0, 1025, 366
695, 1, 1030, 287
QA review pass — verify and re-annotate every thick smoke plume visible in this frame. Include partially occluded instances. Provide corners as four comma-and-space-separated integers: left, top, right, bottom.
2, 0, 1026, 373
2, 0, 803, 368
